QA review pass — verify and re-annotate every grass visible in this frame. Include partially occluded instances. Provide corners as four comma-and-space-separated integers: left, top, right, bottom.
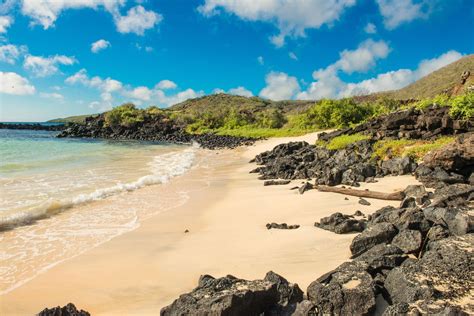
196, 126, 313, 138
322, 133, 371, 150
372, 136, 455, 161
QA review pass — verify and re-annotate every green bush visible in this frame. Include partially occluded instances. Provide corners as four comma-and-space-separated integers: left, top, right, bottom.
105, 103, 144, 128
256, 108, 287, 128
449, 92, 474, 120
324, 133, 371, 150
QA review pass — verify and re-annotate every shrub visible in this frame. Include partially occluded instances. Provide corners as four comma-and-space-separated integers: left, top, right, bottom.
324, 133, 371, 150
105, 103, 144, 128
256, 108, 287, 128
449, 92, 474, 120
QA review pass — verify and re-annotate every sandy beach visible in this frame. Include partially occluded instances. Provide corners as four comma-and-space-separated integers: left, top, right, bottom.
0, 133, 420, 315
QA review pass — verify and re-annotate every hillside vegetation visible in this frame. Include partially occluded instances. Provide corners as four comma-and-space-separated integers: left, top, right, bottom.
379, 54, 474, 99
48, 114, 96, 124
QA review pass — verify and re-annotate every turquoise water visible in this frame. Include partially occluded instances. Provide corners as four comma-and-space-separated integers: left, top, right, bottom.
0, 129, 196, 229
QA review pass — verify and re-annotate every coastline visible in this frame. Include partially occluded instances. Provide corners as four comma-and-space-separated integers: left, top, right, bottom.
0, 132, 421, 315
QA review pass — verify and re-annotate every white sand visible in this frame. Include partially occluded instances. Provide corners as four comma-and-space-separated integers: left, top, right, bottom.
0, 133, 420, 315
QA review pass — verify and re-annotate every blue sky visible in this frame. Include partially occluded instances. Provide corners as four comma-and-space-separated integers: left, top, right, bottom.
0, 0, 472, 121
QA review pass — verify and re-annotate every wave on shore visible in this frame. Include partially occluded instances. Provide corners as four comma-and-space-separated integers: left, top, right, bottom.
0, 143, 199, 232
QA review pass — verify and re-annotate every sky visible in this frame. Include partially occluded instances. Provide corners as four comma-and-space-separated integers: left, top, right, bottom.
0, 0, 472, 121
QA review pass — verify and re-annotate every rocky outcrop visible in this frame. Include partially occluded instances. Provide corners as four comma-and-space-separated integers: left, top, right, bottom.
350, 223, 398, 258
318, 105, 474, 143
314, 212, 366, 234
266, 223, 300, 230
307, 261, 377, 315
38, 303, 90, 316
160, 272, 303, 315
0, 122, 65, 131
251, 140, 416, 187
384, 234, 473, 314
57, 114, 256, 149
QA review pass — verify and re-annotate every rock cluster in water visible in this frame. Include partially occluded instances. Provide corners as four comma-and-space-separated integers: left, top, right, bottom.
57, 114, 256, 149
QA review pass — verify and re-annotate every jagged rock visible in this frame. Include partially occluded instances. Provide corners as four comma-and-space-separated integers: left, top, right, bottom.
381, 157, 417, 176
314, 212, 366, 234
391, 229, 423, 254
358, 198, 371, 206
264, 180, 291, 186
292, 300, 318, 315
354, 243, 406, 270
266, 223, 300, 230
423, 133, 474, 172
350, 223, 398, 258
384, 234, 473, 314
264, 271, 304, 308
38, 303, 90, 316
161, 273, 286, 315
399, 196, 417, 208
307, 261, 376, 316
430, 183, 474, 208
422, 207, 473, 235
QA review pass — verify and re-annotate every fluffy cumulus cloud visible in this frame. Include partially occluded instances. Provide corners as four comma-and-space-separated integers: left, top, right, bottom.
228, 86, 253, 97
337, 39, 390, 73
23, 54, 77, 77
376, 0, 430, 29
259, 71, 300, 100
20, 1, 161, 35
155, 79, 177, 90
20, 0, 125, 29
0, 15, 12, 33
114, 5, 162, 35
66, 68, 202, 110
198, 0, 356, 47
297, 49, 463, 99
0, 71, 36, 95
364, 22, 377, 34
0, 44, 26, 64
91, 39, 111, 53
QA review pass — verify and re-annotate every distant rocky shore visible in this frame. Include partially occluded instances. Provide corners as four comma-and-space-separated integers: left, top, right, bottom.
56, 114, 256, 149
0, 122, 65, 131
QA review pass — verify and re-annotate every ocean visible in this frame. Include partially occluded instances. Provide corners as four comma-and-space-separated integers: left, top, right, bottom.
0, 127, 200, 293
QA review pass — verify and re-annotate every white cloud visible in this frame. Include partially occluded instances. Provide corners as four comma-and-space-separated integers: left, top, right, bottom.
66, 68, 202, 109
289, 52, 298, 60
416, 50, 463, 78
20, 0, 125, 29
155, 88, 204, 107
0, 71, 36, 95
257, 56, 264, 65
228, 86, 253, 97
156, 79, 177, 90
40, 92, 64, 100
125, 86, 152, 100
24, 54, 77, 77
297, 49, 463, 99
198, 0, 356, 47
260, 71, 300, 100
0, 15, 12, 33
0, 44, 26, 64
364, 22, 377, 34
376, 0, 427, 29
114, 5, 162, 35
336, 39, 390, 73
91, 39, 111, 53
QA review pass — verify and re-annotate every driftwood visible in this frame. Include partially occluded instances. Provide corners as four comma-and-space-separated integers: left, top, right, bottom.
316, 185, 405, 201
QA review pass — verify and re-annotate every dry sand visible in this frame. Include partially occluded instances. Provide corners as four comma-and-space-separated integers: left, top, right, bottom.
0, 133, 420, 315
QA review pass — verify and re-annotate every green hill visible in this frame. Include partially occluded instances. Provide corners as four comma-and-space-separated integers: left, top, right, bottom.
379, 54, 474, 99
48, 114, 97, 124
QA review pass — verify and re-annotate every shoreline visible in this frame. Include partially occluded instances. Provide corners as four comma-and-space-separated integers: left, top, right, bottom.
0, 132, 421, 315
